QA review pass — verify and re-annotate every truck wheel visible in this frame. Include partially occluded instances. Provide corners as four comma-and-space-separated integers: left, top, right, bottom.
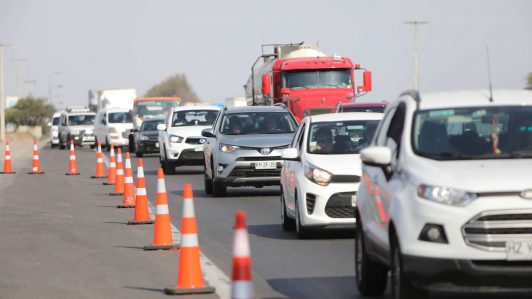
280, 189, 295, 231
295, 194, 312, 239
355, 219, 388, 295
390, 233, 428, 299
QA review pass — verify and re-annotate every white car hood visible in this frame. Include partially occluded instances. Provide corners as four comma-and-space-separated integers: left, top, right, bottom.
108, 123, 133, 131
166, 125, 210, 138
306, 154, 362, 175
405, 158, 532, 193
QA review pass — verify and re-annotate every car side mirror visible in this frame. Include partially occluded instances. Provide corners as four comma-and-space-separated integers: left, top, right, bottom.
157, 124, 167, 131
360, 146, 391, 167
281, 148, 299, 161
201, 128, 215, 138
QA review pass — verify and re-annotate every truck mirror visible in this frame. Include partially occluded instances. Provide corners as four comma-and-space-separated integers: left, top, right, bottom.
357, 71, 372, 92
262, 74, 271, 96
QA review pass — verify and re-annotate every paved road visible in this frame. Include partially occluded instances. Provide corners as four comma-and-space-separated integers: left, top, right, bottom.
1, 144, 530, 298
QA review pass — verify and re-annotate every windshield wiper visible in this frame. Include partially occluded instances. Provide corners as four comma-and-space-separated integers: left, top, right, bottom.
419, 151, 475, 160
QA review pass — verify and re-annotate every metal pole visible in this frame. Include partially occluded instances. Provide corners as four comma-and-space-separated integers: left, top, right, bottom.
404, 21, 428, 90
12, 58, 26, 98
0, 44, 10, 142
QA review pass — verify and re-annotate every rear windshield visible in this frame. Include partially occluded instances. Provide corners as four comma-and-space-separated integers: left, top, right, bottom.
141, 120, 164, 131
172, 110, 219, 127
68, 115, 95, 126
307, 120, 379, 154
108, 112, 132, 123
220, 112, 297, 135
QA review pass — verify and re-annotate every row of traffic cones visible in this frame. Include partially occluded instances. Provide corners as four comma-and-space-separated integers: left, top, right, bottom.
0, 140, 45, 175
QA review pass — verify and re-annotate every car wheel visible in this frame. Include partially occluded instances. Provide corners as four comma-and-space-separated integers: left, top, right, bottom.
391, 233, 428, 299
90, 143, 96, 149
204, 162, 213, 194
59, 138, 65, 149
51, 143, 57, 149
295, 193, 312, 239
355, 219, 388, 295
128, 136, 135, 153
162, 158, 175, 175
280, 189, 295, 231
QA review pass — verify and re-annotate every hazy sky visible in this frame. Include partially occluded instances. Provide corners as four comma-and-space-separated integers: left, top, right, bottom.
1, 0, 531, 107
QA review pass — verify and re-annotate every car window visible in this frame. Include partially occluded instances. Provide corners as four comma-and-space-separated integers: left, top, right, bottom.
220, 112, 297, 135
382, 103, 406, 167
375, 107, 398, 146
296, 123, 306, 151
108, 112, 132, 123
141, 120, 164, 131
68, 114, 95, 126
291, 122, 305, 147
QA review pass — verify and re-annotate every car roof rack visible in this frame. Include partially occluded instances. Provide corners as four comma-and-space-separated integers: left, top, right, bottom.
65, 106, 91, 113
399, 90, 421, 110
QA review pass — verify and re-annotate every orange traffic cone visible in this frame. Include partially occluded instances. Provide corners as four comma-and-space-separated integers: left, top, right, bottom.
144, 168, 180, 250
91, 143, 106, 179
117, 152, 135, 208
231, 211, 254, 299
0, 141, 15, 174
66, 140, 80, 175
28, 140, 44, 174
128, 159, 154, 224
164, 183, 215, 295
103, 144, 116, 185
109, 148, 124, 196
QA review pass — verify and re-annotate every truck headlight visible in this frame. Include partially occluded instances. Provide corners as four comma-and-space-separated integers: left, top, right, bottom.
219, 144, 239, 153
304, 162, 332, 186
417, 184, 477, 206
140, 135, 150, 141
170, 135, 183, 143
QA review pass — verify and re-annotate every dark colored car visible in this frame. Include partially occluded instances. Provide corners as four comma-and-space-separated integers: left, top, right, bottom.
133, 118, 165, 157
332, 101, 387, 113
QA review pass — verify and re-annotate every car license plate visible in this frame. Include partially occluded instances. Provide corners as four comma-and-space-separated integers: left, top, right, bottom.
155, 142, 159, 148
351, 195, 357, 207
194, 145, 203, 152
255, 161, 277, 169
506, 240, 532, 260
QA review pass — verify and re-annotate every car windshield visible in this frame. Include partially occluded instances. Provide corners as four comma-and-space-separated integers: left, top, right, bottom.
68, 114, 95, 126
135, 101, 179, 118
141, 120, 164, 131
283, 69, 352, 89
413, 106, 532, 160
308, 120, 379, 154
172, 110, 219, 127
52, 117, 60, 125
108, 112, 132, 123
220, 112, 297, 135
343, 106, 385, 113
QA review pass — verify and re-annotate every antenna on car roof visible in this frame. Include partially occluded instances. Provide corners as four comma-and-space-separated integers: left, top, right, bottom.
486, 46, 494, 102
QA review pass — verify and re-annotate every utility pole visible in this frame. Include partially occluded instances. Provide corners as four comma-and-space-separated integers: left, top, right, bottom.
404, 21, 428, 90
24, 80, 37, 96
0, 43, 12, 142
11, 58, 26, 98
48, 71, 61, 105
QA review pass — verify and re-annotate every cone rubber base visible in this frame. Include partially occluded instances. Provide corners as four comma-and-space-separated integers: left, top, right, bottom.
66, 173, 80, 175
117, 204, 135, 208
103, 182, 115, 185
164, 286, 215, 295
91, 176, 107, 179
28, 172, 45, 175
127, 220, 154, 225
0, 172, 15, 174
143, 243, 180, 251
109, 192, 123, 196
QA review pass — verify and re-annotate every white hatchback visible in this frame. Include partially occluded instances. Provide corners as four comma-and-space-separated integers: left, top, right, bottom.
280, 112, 383, 238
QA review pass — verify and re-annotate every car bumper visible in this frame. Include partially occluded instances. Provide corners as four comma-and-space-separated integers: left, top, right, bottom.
108, 135, 129, 146
403, 254, 532, 291
73, 135, 95, 145
166, 146, 204, 165
138, 140, 159, 153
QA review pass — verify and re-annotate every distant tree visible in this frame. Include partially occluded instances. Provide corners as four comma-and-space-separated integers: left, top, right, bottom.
526, 72, 532, 90
5, 97, 55, 126
144, 73, 200, 103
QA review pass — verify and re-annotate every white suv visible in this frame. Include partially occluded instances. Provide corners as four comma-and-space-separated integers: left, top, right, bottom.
280, 112, 382, 238
158, 106, 220, 174
49, 112, 61, 148
356, 89, 532, 299
94, 108, 133, 150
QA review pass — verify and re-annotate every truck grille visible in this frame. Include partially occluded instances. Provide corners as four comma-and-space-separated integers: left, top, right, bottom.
324, 192, 356, 218
463, 210, 532, 251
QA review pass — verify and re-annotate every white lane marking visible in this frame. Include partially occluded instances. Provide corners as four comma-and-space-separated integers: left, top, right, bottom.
102, 155, 230, 297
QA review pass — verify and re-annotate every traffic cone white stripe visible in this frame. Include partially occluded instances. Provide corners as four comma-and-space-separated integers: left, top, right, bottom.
97, 158, 103, 163
137, 166, 144, 177
117, 168, 124, 175
5, 155, 10, 159
183, 199, 195, 217
110, 162, 116, 167
231, 281, 254, 299
33, 167, 37, 171
125, 158, 131, 169
33, 145, 37, 150
157, 204, 169, 215
233, 229, 250, 257
181, 233, 199, 247
125, 176, 134, 184
33, 155, 38, 160
136, 188, 147, 196
70, 155, 75, 160
6, 145, 9, 150
157, 179, 166, 193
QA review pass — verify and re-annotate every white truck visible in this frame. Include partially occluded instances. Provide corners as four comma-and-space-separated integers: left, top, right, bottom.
88, 89, 137, 112
224, 97, 247, 108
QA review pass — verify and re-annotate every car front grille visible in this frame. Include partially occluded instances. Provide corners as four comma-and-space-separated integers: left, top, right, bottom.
236, 156, 282, 161
463, 210, 532, 251
306, 193, 316, 214
229, 166, 281, 178
330, 175, 361, 183
324, 192, 356, 218
181, 151, 203, 160
185, 137, 206, 145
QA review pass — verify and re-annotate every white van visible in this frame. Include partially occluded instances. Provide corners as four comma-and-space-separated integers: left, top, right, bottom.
94, 108, 133, 150
49, 112, 61, 148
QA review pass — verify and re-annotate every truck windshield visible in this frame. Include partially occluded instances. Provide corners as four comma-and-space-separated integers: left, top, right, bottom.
308, 120, 379, 154
108, 112, 132, 123
172, 110, 219, 127
135, 101, 179, 118
68, 115, 95, 126
342, 106, 385, 113
283, 69, 352, 89
221, 112, 297, 135
413, 106, 532, 160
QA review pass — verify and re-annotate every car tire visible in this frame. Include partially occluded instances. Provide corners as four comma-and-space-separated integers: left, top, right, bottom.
128, 136, 135, 153
390, 233, 428, 299
355, 219, 388, 295
59, 138, 65, 149
212, 181, 226, 197
161, 147, 175, 175
295, 193, 312, 239
280, 189, 295, 231
204, 163, 213, 194
90, 143, 96, 149
51, 143, 57, 149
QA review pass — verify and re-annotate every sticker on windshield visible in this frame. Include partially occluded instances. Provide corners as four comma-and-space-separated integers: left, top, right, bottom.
347, 125, 364, 130
429, 109, 454, 117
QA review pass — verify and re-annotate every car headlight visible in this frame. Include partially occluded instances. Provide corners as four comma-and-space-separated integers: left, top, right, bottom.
417, 184, 477, 206
140, 135, 150, 141
304, 162, 332, 186
219, 144, 239, 153
170, 135, 183, 143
